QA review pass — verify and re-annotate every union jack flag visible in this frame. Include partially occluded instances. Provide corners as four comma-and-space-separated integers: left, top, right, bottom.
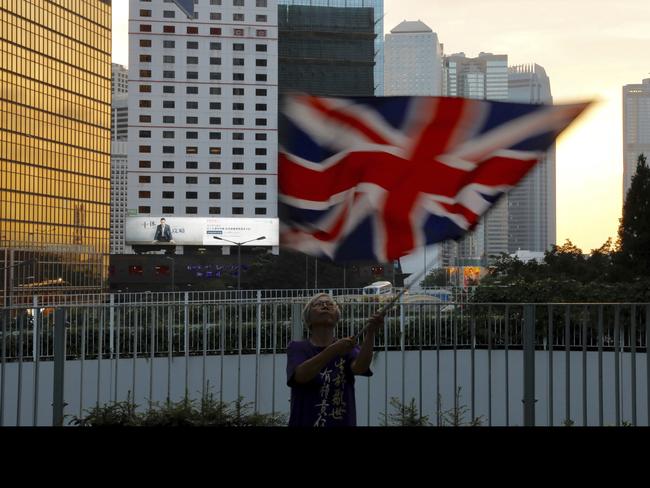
279, 95, 589, 262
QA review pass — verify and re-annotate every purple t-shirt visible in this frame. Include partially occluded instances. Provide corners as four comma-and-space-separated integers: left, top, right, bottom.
286, 340, 372, 427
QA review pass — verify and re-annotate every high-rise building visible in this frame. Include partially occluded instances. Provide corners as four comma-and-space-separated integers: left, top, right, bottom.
1, 0, 112, 303
112, 62, 129, 96
277, 0, 384, 95
384, 20, 443, 96
278, 4, 375, 97
127, 0, 278, 255
508, 63, 556, 252
111, 92, 128, 255
623, 78, 650, 198
442, 52, 509, 265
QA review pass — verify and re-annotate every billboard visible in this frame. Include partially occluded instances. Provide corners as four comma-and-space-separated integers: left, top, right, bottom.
125, 217, 279, 246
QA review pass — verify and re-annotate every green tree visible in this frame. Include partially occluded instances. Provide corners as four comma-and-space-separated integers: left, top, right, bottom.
420, 268, 449, 288
616, 154, 650, 278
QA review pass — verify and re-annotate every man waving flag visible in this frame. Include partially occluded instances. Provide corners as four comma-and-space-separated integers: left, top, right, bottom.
278, 95, 590, 263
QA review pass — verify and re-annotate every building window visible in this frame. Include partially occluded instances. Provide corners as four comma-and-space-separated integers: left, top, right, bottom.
140, 70, 152, 78
210, 72, 222, 80
186, 101, 199, 109
209, 177, 221, 184
163, 25, 175, 33
163, 85, 175, 93
232, 72, 244, 80
255, 193, 267, 200
187, 71, 199, 79
233, 58, 245, 66
233, 43, 245, 51
186, 177, 198, 184
186, 117, 199, 124
139, 115, 151, 123
256, 44, 267, 52
186, 86, 199, 94
232, 192, 244, 200
233, 88, 245, 96
163, 55, 175, 63
140, 54, 152, 62
232, 177, 244, 185
140, 9, 152, 17
186, 207, 198, 214
139, 145, 151, 153
232, 207, 244, 215
187, 26, 199, 34
187, 41, 199, 49
255, 164, 267, 171
163, 40, 175, 48
210, 133, 221, 140
140, 39, 152, 47
163, 131, 175, 139
255, 148, 267, 155
186, 146, 198, 154
233, 118, 244, 125
186, 161, 198, 169
186, 131, 199, 139
139, 176, 151, 183
139, 160, 151, 168
209, 207, 221, 215
163, 71, 175, 79
256, 89, 267, 96
139, 130, 151, 138
210, 13, 222, 20
187, 56, 199, 65
233, 13, 245, 21
256, 30, 267, 37
210, 87, 222, 95
210, 117, 222, 124
233, 133, 244, 141
209, 147, 222, 155
256, 104, 267, 111
162, 161, 175, 169
232, 147, 244, 155
255, 133, 267, 141
162, 177, 175, 184
163, 100, 175, 108
210, 102, 221, 110
210, 42, 222, 50
256, 0, 267, 7
255, 118, 267, 126
163, 10, 175, 18
234, 28, 244, 36
256, 15, 267, 22
186, 192, 198, 199
163, 146, 175, 154
211, 28, 222, 35
139, 84, 151, 92
232, 162, 244, 170
210, 162, 221, 170
139, 24, 152, 32
256, 74, 267, 82
209, 192, 221, 200
255, 177, 267, 185
162, 207, 175, 214
210, 57, 221, 65
256, 59, 267, 67
163, 116, 175, 123
162, 191, 175, 199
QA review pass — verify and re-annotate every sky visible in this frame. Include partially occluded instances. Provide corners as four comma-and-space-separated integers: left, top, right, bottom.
111, 0, 650, 253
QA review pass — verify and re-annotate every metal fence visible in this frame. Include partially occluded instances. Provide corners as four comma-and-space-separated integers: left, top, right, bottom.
1, 295, 649, 427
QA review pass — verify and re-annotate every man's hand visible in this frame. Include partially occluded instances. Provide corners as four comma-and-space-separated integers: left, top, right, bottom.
366, 310, 386, 334
330, 337, 356, 356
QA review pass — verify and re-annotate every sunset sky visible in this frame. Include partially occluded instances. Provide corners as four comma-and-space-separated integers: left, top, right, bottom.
111, 0, 650, 253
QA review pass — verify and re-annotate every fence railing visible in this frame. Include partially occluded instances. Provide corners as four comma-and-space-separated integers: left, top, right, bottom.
1, 295, 649, 427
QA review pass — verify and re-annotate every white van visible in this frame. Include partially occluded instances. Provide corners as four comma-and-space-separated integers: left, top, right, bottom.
362, 281, 393, 296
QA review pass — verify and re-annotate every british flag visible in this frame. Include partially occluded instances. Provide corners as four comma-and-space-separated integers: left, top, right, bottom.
279, 95, 589, 263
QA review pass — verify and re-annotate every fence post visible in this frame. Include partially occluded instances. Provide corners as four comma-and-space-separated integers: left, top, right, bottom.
53, 308, 66, 427
523, 304, 536, 427
291, 303, 304, 341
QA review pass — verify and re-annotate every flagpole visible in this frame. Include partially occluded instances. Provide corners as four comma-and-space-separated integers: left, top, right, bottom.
353, 258, 434, 342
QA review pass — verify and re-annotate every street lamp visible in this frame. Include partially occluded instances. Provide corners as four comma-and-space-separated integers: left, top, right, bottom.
164, 256, 175, 293
213, 236, 266, 292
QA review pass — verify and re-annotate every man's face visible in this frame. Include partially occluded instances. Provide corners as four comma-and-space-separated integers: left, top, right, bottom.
309, 297, 338, 327
160, 220, 166, 226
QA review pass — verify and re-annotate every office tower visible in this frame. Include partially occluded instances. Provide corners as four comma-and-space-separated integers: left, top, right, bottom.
127, 0, 278, 255
112, 62, 129, 96
277, 0, 384, 95
443, 52, 509, 265
278, 4, 375, 96
384, 20, 443, 96
1, 0, 112, 303
111, 91, 128, 255
623, 78, 650, 198
508, 63, 556, 252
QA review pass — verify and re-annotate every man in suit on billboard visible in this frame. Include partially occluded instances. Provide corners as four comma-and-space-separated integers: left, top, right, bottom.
153, 218, 175, 244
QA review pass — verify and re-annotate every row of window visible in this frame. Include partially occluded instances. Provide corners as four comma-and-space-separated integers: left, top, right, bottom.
139, 56, 268, 67
138, 40, 267, 52
137, 161, 269, 170
138, 143, 270, 154
135, 115, 269, 126
137, 71, 270, 82
137, 175, 268, 185
140, 9, 269, 23
139, 24, 268, 37
136, 100, 267, 112
137, 206, 267, 215
136, 86, 268, 97
138, 191, 267, 200
141, 0, 269, 7
135, 133, 269, 143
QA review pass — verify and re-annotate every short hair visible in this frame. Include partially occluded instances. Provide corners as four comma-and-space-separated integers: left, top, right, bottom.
302, 293, 341, 328
160, 218, 166, 222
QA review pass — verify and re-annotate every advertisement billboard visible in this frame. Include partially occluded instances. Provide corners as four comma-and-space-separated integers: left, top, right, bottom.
125, 217, 279, 246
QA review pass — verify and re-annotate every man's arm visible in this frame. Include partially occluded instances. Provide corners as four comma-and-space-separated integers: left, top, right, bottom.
351, 312, 384, 375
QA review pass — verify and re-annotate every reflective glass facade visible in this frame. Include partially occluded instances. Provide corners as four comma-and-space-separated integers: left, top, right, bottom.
1, 0, 112, 302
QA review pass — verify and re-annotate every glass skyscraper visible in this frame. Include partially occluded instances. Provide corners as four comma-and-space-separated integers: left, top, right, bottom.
277, 0, 384, 95
0, 0, 112, 303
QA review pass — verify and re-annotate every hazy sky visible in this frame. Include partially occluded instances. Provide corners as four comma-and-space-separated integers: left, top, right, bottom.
111, 0, 650, 252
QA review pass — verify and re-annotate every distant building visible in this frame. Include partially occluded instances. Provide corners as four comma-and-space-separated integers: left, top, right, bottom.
623, 78, 650, 198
